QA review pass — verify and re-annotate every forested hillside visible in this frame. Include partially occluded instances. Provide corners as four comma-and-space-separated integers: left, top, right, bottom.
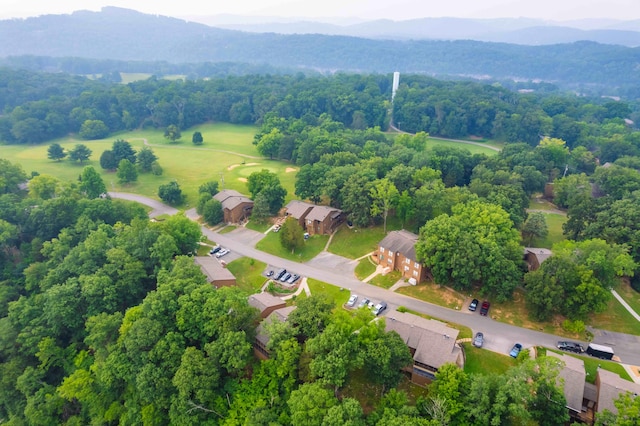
2, 7, 640, 95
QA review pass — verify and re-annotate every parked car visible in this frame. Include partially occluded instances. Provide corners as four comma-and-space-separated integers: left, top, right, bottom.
557, 341, 585, 353
209, 245, 221, 254
480, 301, 490, 316
280, 272, 291, 282
275, 268, 287, 280
215, 248, 229, 258
288, 274, 300, 284
469, 299, 479, 312
304, 232, 310, 240
373, 302, 387, 316
509, 343, 523, 358
473, 332, 484, 348
266, 270, 274, 277
272, 225, 281, 233
347, 294, 358, 307
358, 298, 370, 308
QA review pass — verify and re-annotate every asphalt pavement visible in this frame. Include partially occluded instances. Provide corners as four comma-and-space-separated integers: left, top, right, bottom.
109, 192, 640, 366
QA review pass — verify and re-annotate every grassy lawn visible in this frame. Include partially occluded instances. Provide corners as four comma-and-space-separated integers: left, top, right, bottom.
0, 124, 299, 208
589, 295, 640, 336
528, 196, 562, 212
218, 225, 237, 234
306, 278, 351, 307
544, 348, 632, 384
245, 220, 272, 233
225, 257, 268, 294
463, 343, 517, 376
255, 231, 328, 263
426, 138, 499, 156
328, 218, 403, 259
396, 281, 468, 310
370, 270, 402, 289
355, 256, 377, 280
528, 213, 567, 249
614, 281, 640, 317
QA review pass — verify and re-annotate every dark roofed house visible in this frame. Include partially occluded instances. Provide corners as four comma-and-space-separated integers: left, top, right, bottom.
213, 189, 254, 224
284, 200, 315, 228
377, 230, 427, 283
193, 256, 236, 288
304, 205, 344, 235
596, 369, 640, 420
248, 292, 287, 319
524, 247, 553, 271
384, 309, 462, 386
253, 306, 297, 359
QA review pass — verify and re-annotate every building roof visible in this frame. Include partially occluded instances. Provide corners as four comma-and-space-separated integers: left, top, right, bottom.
248, 292, 287, 314
255, 306, 297, 347
305, 205, 341, 222
193, 256, 236, 282
547, 352, 586, 412
524, 247, 553, 264
384, 309, 460, 369
213, 189, 253, 210
285, 200, 315, 219
379, 230, 420, 262
597, 369, 640, 415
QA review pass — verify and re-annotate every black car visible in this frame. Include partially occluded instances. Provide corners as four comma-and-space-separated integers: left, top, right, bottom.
557, 341, 585, 353
469, 299, 479, 312
480, 301, 490, 316
209, 245, 221, 254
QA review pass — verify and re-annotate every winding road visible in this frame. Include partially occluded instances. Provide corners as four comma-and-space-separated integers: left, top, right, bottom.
109, 192, 640, 368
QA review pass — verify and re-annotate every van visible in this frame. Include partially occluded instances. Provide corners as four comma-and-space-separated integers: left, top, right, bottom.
586, 343, 614, 360
275, 268, 287, 280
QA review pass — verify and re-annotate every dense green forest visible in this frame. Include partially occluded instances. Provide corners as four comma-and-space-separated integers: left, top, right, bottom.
2, 7, 640, 95
3, 65, 640, 423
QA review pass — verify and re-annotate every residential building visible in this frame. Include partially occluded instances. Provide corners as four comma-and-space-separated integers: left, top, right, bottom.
213, 189, 253, 224
283, 201, 344, 235
193, 256, 236, 288
524, 247, 553, 271
384, 309, 463, 386
248, 292, 287, 319
595, 369, 640, 420
547, 352, 594, 424
377, 230, 427, 283
284, 200, 314, 229
253, 306, 297, 360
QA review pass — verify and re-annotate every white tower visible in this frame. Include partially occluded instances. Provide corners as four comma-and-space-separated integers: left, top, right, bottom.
391, 71, 400, 102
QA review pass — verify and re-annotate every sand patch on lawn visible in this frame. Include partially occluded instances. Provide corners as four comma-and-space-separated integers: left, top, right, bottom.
285, 167, 297, 173
238, 177, 248, 182
227, 162, 260, 171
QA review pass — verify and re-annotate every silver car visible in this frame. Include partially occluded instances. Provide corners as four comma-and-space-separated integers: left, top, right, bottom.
473, 332, 484, 348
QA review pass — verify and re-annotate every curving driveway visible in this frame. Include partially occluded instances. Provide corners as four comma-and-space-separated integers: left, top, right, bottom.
109, 192, 640, 366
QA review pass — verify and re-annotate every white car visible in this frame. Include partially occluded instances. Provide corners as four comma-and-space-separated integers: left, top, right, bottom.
215, 248, 229, 258
347, 294, 358, 307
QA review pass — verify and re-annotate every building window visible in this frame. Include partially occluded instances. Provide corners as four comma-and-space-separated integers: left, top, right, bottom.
380, 255, 384, 261
405, 258, 411, 264
388, 252, 394, 257
387, 258, 392, 264
413, 270, 418, 277
380, 247, 385, 253
415, 261, 420, 267
404, 266, 410, 272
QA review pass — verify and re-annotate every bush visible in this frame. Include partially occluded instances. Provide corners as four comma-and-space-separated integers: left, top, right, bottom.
562, 319, 585, 334
158, 181, 183, 205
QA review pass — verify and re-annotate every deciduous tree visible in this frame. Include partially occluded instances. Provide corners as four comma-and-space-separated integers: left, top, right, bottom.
164, 124, 181, 143
68, 144, 92, 163
192, 131, 203, 145
158, 181, 183, 205
116, 159, 137, 184
136, 147, 157, 173
79, 166, 107, 199
279, 216, 304, 253
47, 143, 66, 161
370, 178, 399, 233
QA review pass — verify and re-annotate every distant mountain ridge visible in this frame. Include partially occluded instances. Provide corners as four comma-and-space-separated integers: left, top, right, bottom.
2, 7, 640, 94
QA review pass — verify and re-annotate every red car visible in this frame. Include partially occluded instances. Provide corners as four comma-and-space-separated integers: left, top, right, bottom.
480, 301, 490, 316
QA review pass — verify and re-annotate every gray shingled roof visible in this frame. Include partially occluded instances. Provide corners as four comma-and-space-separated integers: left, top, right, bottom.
547, 352, 586, 412
597, 369, 640, 415
213, 189, 253, 210
255, 306, 297, 347
248, 292, 286, 314
285, 200, 315, 219
193, 256, 235, 282
305, 205, 341, 222
524, 247, 553, 264
379, 230, 420, 262
384, 309, 460, 369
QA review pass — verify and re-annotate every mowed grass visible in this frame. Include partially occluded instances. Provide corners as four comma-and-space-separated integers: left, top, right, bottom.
225, 257, 268, 294
396, 281, 467, 310
528, 213, 567, 249
369, 270, 402, 289
354, 257, 377, 280
0, 124, 298, 207
306, 278, 351, 307
463, 343, 517, 376
329, 218, 403, 259
544, 348, 632, 384
615, 281, 640, 318
255, 231, 328, 263
590, 294, 640, 336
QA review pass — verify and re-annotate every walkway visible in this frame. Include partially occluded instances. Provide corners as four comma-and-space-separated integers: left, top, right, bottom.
281, 277, 311, 300
611, 289, 640, 322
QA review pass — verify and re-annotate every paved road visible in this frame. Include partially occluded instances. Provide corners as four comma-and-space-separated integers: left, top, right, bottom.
108, 192, 178, 217
109, 192, 640, 365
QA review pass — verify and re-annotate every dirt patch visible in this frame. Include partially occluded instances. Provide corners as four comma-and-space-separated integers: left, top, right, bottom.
285, 167, 297, 173
245, 162, 259, 166
238, 177, 248, 182
227, 164, 241, 171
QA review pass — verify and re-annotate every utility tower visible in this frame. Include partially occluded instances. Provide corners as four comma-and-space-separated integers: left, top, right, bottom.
392, 71, 400, 102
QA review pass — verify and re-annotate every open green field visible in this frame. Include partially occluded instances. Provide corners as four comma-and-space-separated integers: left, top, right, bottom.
255, 231, 329, 263
0, 123, 298, 208
426, 138, 499, 156
225, 257, 268, 294
306, 278, 351, 307
463, 344, 517, 376
328, 218, 403, 259
528, 212, 567, 248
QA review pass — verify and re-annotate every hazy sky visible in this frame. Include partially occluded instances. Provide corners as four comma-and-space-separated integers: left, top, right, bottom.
1, 0, 639, 21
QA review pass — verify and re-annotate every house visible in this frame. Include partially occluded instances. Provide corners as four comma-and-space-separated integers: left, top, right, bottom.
253, 306, 297, 360
248, 292, 287, 319
384, 309, 463, 386
193, 256, 236, 288
283, 201, 344, 236
547, 352, 594, 424
284, 200, 314, 228
595, 369, 640, 420
304, 205, 344, 235
524, 247, 553, 271
377, 230, 427, 283
213, 189, 254, 224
